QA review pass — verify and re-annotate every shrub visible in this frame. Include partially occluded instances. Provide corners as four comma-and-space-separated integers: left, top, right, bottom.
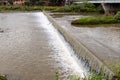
54, 5, 81, 12
114, 11, 120, 20
0, 6, 59, 11
0, 3, 103, 13
54, 3, 102, 13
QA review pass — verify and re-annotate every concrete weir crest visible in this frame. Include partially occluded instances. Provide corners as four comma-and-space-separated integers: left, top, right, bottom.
43, 11, 115, 79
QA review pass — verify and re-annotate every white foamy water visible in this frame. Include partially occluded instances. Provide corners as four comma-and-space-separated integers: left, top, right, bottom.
35, 12, 88, 79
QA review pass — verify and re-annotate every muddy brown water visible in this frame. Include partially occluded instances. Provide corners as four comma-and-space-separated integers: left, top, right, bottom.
0, 12, 88, 80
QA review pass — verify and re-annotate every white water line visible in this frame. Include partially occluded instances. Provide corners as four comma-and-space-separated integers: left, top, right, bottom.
35, 12, 88, 79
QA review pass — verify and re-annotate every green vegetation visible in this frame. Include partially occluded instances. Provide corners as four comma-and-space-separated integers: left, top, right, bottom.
0, 6, 59, 11
0, 76, 7, 80
112, 63, 120, 79
55, 72, 106, 80
71, 16, 119, 25
54, 3, 103, 13
114, 11, 120, 20
86, 74, 105, 80
55, 72, 59, 80
71, 11, 120, 25
70, 74, 106, 80
0, 3, 103, 13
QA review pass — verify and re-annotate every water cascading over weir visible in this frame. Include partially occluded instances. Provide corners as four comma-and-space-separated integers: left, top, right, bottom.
43, 11, 116, 79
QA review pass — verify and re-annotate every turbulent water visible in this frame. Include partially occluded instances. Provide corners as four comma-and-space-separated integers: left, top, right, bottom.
53, 13, 120, 67
0, 12, 87, 80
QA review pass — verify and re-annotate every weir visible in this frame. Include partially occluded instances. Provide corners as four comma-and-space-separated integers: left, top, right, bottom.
0, 12, 89, 80
43, 11, 115, 79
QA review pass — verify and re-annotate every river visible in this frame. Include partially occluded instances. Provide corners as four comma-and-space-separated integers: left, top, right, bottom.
0, 12, 87, 80
51, 12, 120, 69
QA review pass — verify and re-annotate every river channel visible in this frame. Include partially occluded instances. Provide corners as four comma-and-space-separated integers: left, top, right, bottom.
51, 12, 120, 71
0, 12, 88, 80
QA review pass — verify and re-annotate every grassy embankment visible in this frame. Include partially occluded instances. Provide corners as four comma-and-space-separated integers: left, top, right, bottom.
0, 6, 59, 12
0, 3, 103, 13
71, 11, 120, 25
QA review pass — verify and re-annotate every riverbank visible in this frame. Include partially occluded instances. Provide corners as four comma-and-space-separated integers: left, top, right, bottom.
0, 6, 59, 12
71, 16, 120, 25
0, 3, 104, 13
47, 12, 120, 79
71, 12, 120, 25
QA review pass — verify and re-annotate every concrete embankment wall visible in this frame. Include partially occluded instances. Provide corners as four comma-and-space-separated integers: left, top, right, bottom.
43, 11, 114, 79
101, 3, 120, 15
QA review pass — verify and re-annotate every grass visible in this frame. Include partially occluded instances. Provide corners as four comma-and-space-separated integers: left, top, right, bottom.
111, 63, 120, 79
86, 74, 105, 80
71, 16, 120, 25
71, 11, 120, 25
0, 6, 59, 12
55, 73, 106, 80
0, 3, 103, 13
0, 5, 93, 12
0, 76, 7, 80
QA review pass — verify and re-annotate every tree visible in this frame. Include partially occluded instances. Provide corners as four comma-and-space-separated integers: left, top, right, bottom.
28, 0, 44, 6
49, 0, 65, 6
8, 0, 14, 5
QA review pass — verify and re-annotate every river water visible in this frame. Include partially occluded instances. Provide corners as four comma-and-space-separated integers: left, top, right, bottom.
51, 13, 120, 66
0, 12, 87, 80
